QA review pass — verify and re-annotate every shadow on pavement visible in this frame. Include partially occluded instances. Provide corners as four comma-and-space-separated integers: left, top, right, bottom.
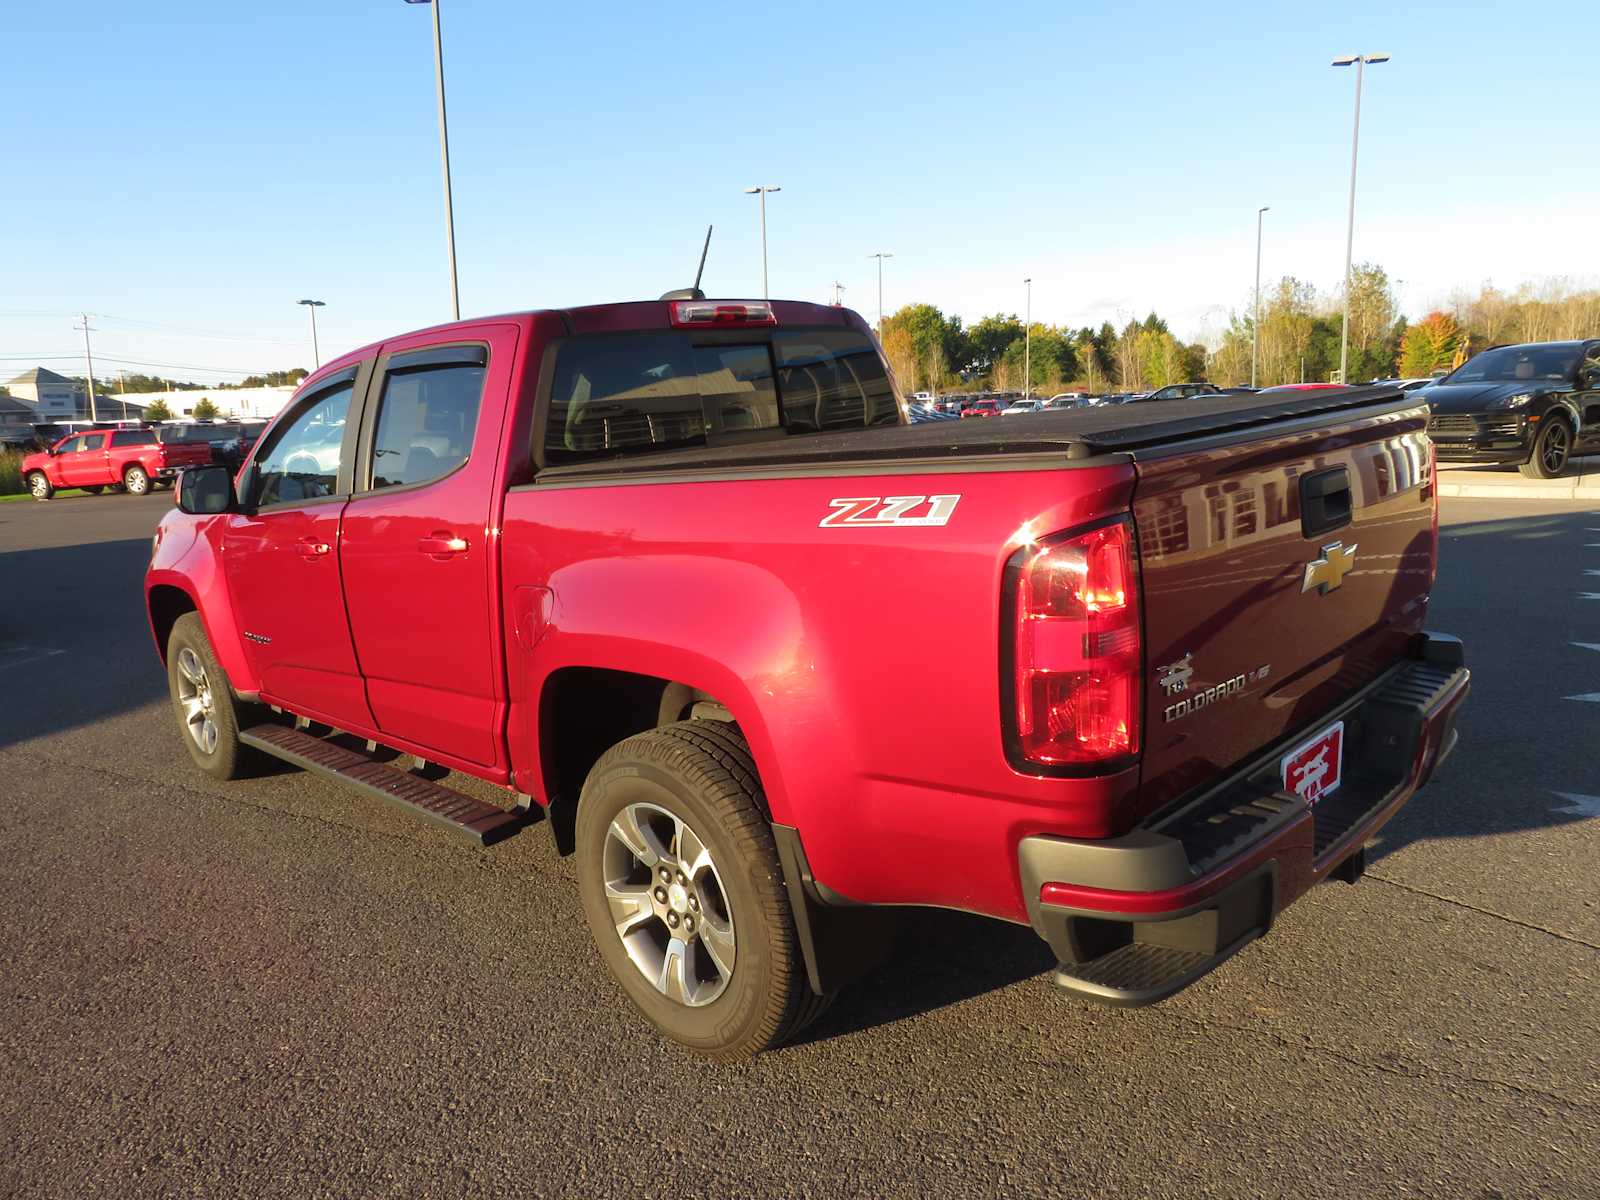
0, 536, 168, 752
1367, 504, 1597, 863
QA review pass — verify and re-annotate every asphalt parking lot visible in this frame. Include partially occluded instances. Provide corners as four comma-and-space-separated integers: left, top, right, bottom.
1, 491, 1597, 1199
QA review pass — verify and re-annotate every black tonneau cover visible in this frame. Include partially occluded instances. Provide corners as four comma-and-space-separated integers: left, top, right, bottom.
535, 386, 1411, 480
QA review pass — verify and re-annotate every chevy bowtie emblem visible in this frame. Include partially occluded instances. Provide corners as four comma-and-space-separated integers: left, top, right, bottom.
1302, 541, 1357, 595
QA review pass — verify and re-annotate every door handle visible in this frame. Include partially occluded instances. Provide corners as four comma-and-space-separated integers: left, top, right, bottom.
418, 532, 469, 558
296, 538, 332, 559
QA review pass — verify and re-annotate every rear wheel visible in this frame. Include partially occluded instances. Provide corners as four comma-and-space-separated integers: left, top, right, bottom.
166, 613, 260, 780
1520, 417, 1572, 479
123, 464, 151, 495
575, 721, 827, 1058
27, 472, 53, 500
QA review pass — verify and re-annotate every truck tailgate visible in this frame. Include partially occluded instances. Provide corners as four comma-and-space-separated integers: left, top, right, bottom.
1130, 399, 1435, 823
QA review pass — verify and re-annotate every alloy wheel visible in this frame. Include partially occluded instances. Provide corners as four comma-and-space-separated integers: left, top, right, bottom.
602, 802, 736, 1007
175, 647, 219, 755
1542, 423, 1570, 474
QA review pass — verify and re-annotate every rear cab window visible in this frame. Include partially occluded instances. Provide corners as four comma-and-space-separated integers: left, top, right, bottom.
542, 328, 899, 466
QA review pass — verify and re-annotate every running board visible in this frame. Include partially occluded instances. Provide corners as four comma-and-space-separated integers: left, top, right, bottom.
240, 724, 525, 846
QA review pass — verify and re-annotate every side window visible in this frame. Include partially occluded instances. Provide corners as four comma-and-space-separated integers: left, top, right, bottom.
57, 436, 85, 454
370, 360, 486, 490
80, 433, 107, 451
773, 332, 899, 432
110, 430, 154, 448
1583, 344, 1600, 382
253, 383, 354, 507
546, 333, 703, 463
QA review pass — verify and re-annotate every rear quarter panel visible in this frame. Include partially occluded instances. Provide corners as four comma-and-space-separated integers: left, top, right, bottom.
502, 461, 1137, 923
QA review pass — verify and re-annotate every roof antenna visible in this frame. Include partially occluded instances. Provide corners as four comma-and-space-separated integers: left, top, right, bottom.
660, 224, 712, 302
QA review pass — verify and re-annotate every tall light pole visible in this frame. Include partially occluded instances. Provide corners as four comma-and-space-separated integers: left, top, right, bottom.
74, 313, 98, 422
831, 280, 845, 306
868, 252, 893, 335
1023, 277, 1032, 400
406, 0, 460, 320
298, 299, 326, 369
742, 185, 781, 299
1252, 206, 1269, 388
1332, 52, 1389, 385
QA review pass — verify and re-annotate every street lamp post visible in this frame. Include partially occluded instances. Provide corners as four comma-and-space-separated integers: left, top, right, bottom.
406, 0, 460, 320
1332, 52, 1389, 385
1252, 206, 1269, 388
742, 185, 781, 299
298, 299, 326, 369
868, 252, 893, 336
1023, 277, 1032, 401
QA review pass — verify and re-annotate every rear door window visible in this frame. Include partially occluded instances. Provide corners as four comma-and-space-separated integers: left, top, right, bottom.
110, 430, 155, 448
369, 358, 486, 489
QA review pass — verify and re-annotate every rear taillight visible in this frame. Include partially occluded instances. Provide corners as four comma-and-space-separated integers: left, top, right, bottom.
669, 300, 777, 328
1005, 517, 1142, 770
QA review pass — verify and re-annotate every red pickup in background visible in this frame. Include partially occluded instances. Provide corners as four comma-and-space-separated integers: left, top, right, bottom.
23, 427, 212, 499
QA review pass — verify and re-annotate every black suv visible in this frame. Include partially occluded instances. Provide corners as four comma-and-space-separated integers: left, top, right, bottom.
1424, 340, 1600, 478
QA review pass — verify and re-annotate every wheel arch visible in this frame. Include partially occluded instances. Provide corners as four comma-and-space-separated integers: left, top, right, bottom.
145, 555, 259, 697
534, 664, 782, 826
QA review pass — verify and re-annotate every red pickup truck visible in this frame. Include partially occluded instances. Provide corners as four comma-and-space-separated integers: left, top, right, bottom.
145, 296, 1468, 1057
24, 427, 211, 499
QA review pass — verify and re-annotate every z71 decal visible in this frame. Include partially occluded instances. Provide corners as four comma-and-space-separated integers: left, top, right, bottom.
819, 495, 961, 528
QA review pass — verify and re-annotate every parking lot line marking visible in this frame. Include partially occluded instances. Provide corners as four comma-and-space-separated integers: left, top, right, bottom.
0, 649, 66, 672
1551, 792, 1600, 818
1566, 693, 1600, 703
1581, 593, 1600, 600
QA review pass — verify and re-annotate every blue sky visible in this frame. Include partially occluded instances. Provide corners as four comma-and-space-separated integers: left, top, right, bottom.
6, 0, 1596, 382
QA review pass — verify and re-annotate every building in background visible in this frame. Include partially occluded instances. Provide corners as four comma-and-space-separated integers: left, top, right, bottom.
5, 368, 85, 418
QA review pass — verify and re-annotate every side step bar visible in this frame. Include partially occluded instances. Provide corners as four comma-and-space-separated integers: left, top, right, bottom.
240, 724, 525, 847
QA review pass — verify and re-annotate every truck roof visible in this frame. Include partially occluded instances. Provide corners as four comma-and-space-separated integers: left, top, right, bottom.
307, 298, 857, 384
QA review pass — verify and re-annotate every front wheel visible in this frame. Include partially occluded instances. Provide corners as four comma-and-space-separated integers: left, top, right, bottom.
27, 472, 54, 500
1520, 417, 1572, 479
166, 613, 260, 780
575, 721, 827, 1058
123, 464, 151, 495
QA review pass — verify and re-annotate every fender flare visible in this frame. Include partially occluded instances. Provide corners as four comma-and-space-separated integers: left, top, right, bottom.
145, 525, 259, 696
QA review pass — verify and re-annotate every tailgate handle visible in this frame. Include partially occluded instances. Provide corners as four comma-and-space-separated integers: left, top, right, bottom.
1300, 467, 1352, 538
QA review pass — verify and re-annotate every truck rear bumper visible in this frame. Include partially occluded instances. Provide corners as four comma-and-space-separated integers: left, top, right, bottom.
1019, 631, 1469, 1006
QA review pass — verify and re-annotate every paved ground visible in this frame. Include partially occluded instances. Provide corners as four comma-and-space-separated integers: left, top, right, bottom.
1, 491, 1597, 1199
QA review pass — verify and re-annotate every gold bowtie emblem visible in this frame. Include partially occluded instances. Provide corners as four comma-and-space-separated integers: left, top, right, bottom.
1302, 541, 1357, 595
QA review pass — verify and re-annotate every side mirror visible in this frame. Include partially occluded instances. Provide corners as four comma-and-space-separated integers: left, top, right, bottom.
176, 465, 238, 515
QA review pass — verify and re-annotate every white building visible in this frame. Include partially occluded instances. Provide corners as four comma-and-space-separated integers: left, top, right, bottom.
133, 385, 297, 420
5, 368, 84, 418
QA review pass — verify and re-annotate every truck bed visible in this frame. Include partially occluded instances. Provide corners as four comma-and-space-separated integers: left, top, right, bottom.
534, 386, 1410, 480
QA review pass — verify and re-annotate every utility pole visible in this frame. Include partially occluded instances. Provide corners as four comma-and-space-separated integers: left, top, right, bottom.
406, 0, 460, 319
831, 280, 845, 306
1332, 53, 1389, 385
1252, 206, 1269, 388
298, 299, 326, 368
868, 252, 893, 336
1023, 277, 1033, 401
74, 313, 99, 422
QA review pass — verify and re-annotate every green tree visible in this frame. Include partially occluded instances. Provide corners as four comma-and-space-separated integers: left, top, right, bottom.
143, 398, 173, 421
964, 313, 1025, 375
191, 397, 220, 420
1000, 326, 1079, 391
1399, 311, 1463, 377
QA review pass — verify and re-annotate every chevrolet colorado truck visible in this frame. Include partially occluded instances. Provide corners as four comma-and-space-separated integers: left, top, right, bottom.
24, 427, 211, 499
145, 296, 1469, 1058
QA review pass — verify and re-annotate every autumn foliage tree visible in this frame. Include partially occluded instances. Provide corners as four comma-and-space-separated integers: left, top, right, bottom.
1399, 311, 1463, 378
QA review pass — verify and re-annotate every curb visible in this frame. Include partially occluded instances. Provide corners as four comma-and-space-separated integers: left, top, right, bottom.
1437, 463, 1600, 502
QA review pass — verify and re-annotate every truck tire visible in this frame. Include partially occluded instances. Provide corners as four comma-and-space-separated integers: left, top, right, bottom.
27, 472, 53, 500
123, 464, 151, 495
166, 613, 260, 780
575, 720, 828, 1058
1519, 416, 1572, 479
